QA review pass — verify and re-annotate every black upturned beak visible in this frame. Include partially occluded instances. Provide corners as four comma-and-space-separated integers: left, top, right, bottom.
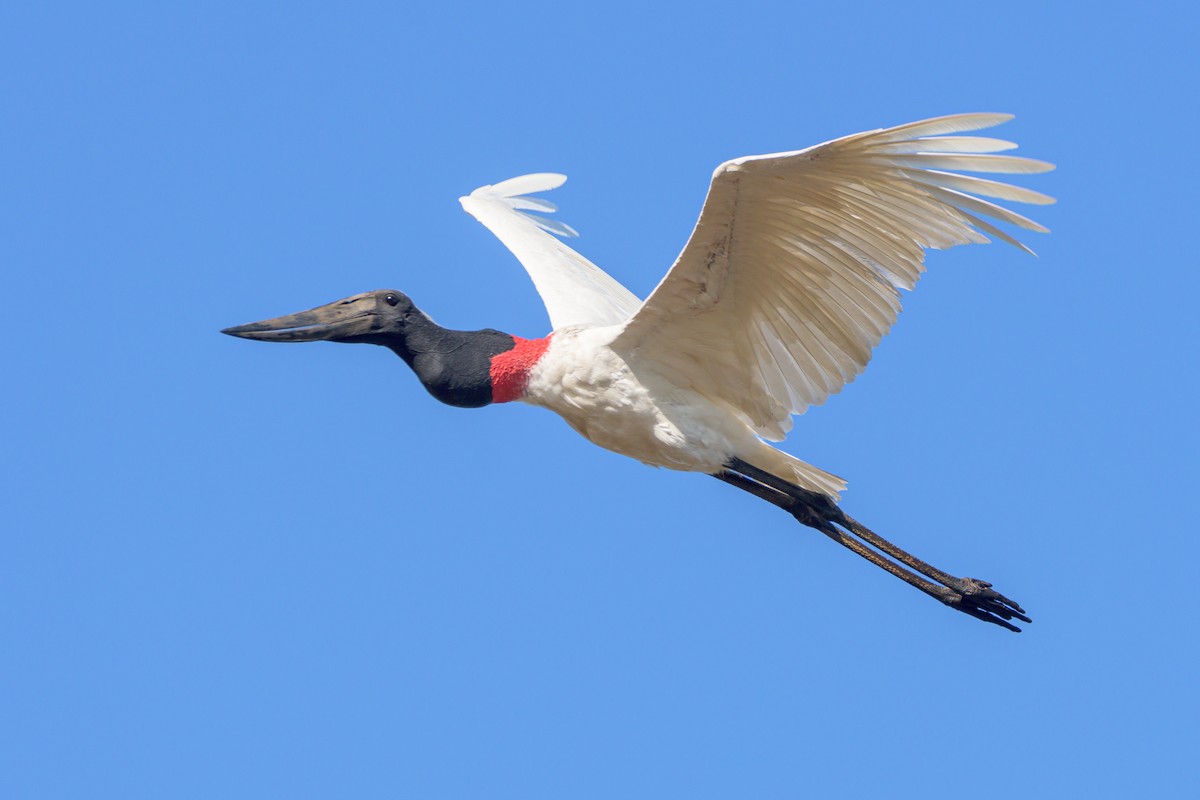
221, 292, 381, 342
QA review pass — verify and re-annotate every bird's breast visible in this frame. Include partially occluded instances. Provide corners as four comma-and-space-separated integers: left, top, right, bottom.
521, 328, 746, 473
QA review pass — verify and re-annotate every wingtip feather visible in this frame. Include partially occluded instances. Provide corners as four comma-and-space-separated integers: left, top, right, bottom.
473, 172, 568, 199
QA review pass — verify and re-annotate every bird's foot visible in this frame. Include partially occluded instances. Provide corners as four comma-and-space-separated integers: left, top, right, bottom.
936, 578, 1031, 632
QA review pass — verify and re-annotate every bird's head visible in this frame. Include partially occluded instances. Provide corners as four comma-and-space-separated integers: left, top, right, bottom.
221, 289, 416, 346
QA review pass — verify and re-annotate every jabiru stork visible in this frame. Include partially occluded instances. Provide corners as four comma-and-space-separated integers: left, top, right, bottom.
223, 113, 1053, 631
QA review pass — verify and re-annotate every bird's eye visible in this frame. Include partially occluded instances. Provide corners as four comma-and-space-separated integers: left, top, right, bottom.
384, 294, 399, 307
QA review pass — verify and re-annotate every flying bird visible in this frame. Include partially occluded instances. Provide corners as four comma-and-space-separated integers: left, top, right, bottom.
223, 113, 1053, 631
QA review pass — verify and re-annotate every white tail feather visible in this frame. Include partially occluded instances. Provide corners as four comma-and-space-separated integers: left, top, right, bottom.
754, 442, 847, 499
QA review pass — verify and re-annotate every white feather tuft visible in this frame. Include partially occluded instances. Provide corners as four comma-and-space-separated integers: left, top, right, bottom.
475, 173, 567, 198
460, 174, 641, 330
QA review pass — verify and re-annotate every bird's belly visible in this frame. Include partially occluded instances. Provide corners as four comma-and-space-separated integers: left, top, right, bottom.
523, 331, 745, 473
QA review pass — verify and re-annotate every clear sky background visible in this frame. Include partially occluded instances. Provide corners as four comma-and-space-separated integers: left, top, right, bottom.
3, 2, 1197, 797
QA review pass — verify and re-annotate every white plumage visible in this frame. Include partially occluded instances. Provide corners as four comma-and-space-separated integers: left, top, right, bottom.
460, 113, 1053, 498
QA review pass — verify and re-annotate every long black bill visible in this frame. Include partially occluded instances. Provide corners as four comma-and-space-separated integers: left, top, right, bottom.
221, 292, 379, 342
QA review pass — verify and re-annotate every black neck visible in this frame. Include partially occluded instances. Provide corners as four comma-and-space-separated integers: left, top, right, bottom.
373, 312, 517, 408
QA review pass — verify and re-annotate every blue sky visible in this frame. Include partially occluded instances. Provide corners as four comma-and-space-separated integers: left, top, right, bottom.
3, 2, 1196, 797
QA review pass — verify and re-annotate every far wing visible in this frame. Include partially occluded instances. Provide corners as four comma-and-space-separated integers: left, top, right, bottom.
612, 113, 1055, 441
460, 173, 642, 330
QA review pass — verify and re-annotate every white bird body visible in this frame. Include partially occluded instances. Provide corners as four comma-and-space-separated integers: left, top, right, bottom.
524, 324, 846, 495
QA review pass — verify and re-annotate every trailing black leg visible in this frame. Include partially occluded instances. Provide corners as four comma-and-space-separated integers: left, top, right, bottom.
715, 459, 1030, 632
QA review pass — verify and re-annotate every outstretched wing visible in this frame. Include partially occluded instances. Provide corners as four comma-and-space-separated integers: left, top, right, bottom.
612, 113, 1055, 441
460, 173, 642, 330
